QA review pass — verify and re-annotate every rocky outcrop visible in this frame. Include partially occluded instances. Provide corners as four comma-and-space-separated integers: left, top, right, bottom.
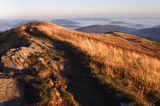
0, 22, 77, 106
1, 37, 54, 70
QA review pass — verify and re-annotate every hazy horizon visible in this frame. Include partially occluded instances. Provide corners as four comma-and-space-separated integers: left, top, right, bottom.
0, 0, 160, 19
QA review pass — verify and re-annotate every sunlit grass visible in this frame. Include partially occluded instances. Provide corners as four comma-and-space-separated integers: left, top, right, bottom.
22, 22, 160, 105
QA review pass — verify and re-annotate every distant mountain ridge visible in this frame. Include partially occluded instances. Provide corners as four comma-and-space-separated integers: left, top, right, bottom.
131, 27, 160, 39
152, 25, 160, 28
76, 24, 160, 40
76, 24, 136, 33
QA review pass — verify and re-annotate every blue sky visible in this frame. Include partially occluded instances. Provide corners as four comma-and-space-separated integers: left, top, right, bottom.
0, 0, 160, 19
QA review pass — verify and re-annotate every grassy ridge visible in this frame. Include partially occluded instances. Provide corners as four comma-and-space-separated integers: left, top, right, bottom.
22, 22, 160, 105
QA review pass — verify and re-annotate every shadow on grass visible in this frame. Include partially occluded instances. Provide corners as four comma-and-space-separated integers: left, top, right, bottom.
24, 26, 135, 106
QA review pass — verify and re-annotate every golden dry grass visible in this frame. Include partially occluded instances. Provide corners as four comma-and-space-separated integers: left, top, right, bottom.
21, 22, 160, 105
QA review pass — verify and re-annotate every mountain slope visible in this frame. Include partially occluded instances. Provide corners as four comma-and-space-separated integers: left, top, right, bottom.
152, 25, 160, 28
0, 22, 160, 106
76, 25, 136, 33
131, 27, 160, 39
0, 23, 78, 106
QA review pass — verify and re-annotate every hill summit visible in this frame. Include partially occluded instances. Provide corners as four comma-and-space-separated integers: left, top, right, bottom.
0, 22, 160, 106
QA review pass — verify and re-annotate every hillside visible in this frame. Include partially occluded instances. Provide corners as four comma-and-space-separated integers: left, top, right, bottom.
0, 22, 160, 106
131, 27, 160, 39
152, 25, 160, 28
76, 25, 136, 33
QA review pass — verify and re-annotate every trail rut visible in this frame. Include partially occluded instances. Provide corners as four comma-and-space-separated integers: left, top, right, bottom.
55, 41, 121, 106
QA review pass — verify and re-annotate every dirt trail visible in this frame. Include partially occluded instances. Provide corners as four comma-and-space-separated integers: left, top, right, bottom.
55, 41, 121, 106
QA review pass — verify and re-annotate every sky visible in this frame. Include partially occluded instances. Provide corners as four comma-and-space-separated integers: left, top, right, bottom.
0, 0, 160, 19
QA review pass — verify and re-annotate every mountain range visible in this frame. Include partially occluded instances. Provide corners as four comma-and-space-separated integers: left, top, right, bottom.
131, 27, 160, 39
0, 19, 160, 41
76, 24, 160, 40
76, 25, 136, 33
